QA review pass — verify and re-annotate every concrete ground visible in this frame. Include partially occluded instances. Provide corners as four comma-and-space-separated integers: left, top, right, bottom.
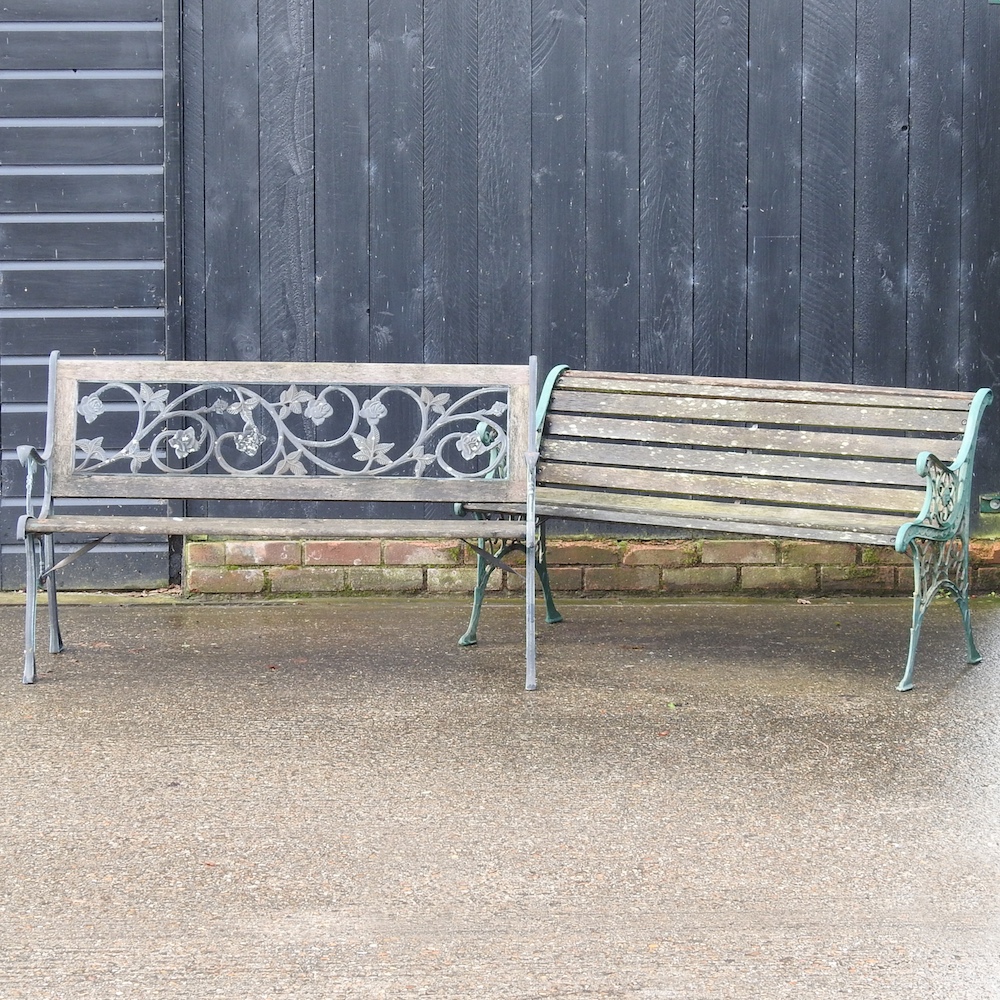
0, 594, 998, 999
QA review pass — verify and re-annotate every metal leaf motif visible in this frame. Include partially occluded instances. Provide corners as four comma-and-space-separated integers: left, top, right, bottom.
72, 379, 511, 479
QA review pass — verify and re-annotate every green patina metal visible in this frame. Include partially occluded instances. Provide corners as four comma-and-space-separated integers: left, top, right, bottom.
893, 386, 994, 690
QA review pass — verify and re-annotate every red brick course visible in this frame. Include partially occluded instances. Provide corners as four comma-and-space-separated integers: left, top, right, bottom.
181, 534, 997, 598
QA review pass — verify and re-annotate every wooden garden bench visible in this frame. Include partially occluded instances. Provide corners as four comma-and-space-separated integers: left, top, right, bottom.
460, 367, 994, 692
17, 352, 540, 687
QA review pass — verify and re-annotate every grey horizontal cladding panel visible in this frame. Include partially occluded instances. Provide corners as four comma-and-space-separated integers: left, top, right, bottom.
0, 406, 47, 449
0, 172, 163, 213
0, 1, 162, 20
541, 437, 924, 488
532, 487, 908, 544
0, 126, 163, 165
0, 267, 164, 308
23, 515, 527, 540
557, 371, 978, 408
0, 548, 168, 593
0, 222, 164, 260
0, 31, 163, 72
543, 413, 961, 464
540, 461, 927, 515
0, 365, 49, 404
0, 316, 164, 362
0, 79, 163, 118
548, 389, 972, 434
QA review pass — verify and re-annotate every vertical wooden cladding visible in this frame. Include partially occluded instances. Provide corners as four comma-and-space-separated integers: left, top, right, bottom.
201, 0, 260, 361
961, 3, 1000, 490
907, 1, 964, 389
585, 2, 640, 372
423, 0, 478, 365
639, 0, 694, 375
800, 1, 855, 384
478, 0, 531, 366
368, 0, 425, 364
259, 0, 315, 363
693, 0, 749, 378
531, 0, 586, 372
853, 0, 909, 387
747, 0, 801, 380
314, 0, 368, 363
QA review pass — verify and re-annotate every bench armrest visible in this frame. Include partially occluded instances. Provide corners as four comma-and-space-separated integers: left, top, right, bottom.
17, 443, 54, 526
894, 386, 994, 553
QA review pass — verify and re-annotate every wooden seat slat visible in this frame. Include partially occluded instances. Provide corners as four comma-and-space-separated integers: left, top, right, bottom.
460, 366, 993, 691
22, 515, 529, 540
18, 352, 541, 689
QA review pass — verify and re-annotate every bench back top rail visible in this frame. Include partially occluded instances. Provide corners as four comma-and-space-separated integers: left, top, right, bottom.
44, 355, 535, 503
538, 369, 989, 519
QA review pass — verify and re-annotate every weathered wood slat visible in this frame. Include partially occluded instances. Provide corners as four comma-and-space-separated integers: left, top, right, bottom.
58, 359, 531, 386
534, 488, 904, 545
557, 371, 976, 407
540, 437, 923, 487
543, 412, 960, 463
540, 461, 926, 515
549, 388, 972, 433
48, 474, 527, 503
22, 515, 527, 541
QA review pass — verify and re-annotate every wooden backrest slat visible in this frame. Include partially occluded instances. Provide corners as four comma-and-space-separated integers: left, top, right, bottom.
539, 437, 923, 487
541, 461, 927, 515
543, 412, 961, 463
548, 388, 972, 434
558, 371, 976, 409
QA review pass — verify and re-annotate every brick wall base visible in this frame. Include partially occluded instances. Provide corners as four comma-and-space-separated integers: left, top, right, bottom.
184, 535, 1000, 598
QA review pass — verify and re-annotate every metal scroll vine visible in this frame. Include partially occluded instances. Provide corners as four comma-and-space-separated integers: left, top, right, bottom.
73, 381, 510, 479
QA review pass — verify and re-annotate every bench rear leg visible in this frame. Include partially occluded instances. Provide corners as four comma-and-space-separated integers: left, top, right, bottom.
459, 542, 496, 647
43, 535, 64, 654
536, 521, 563, 625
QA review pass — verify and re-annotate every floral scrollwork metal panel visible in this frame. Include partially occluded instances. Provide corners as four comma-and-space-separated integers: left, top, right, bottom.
73, 380, 511, 479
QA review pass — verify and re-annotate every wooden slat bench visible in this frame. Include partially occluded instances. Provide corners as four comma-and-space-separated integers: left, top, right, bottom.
17, 352, 540, 687
460, 367, 994, 691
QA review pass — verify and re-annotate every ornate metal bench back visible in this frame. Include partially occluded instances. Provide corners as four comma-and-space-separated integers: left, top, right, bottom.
49, 359, 534, 504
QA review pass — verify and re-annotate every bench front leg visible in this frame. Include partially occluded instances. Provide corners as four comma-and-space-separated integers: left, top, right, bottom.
899, 534, 978, 692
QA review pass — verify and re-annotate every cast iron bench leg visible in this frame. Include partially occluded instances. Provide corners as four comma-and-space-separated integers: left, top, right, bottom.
899, 537, 981, 692
43, 535, 64, 656
22, 533, 39, 684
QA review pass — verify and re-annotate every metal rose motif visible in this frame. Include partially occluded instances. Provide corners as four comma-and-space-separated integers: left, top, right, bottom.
72, 379, 511, 479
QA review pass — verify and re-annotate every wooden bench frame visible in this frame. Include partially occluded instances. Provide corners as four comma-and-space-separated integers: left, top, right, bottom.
17, 352, 540, 687
460, 366, 994, 692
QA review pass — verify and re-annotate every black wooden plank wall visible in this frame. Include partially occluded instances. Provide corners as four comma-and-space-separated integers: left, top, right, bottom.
181, 0, 1000, 382
0, 0, 175, 589
4, 0, 1000, 589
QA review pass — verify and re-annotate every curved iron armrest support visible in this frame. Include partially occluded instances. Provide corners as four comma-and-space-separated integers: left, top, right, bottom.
891, 386, 993, 692
16, 443, 54, 531
535, 364, 570, 441
16, 351, 60, 534
894, 386, 994, 555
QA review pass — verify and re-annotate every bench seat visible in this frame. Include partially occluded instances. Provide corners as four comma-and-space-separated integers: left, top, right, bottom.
461, 367, 995, 691
17, 353, 540, 688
